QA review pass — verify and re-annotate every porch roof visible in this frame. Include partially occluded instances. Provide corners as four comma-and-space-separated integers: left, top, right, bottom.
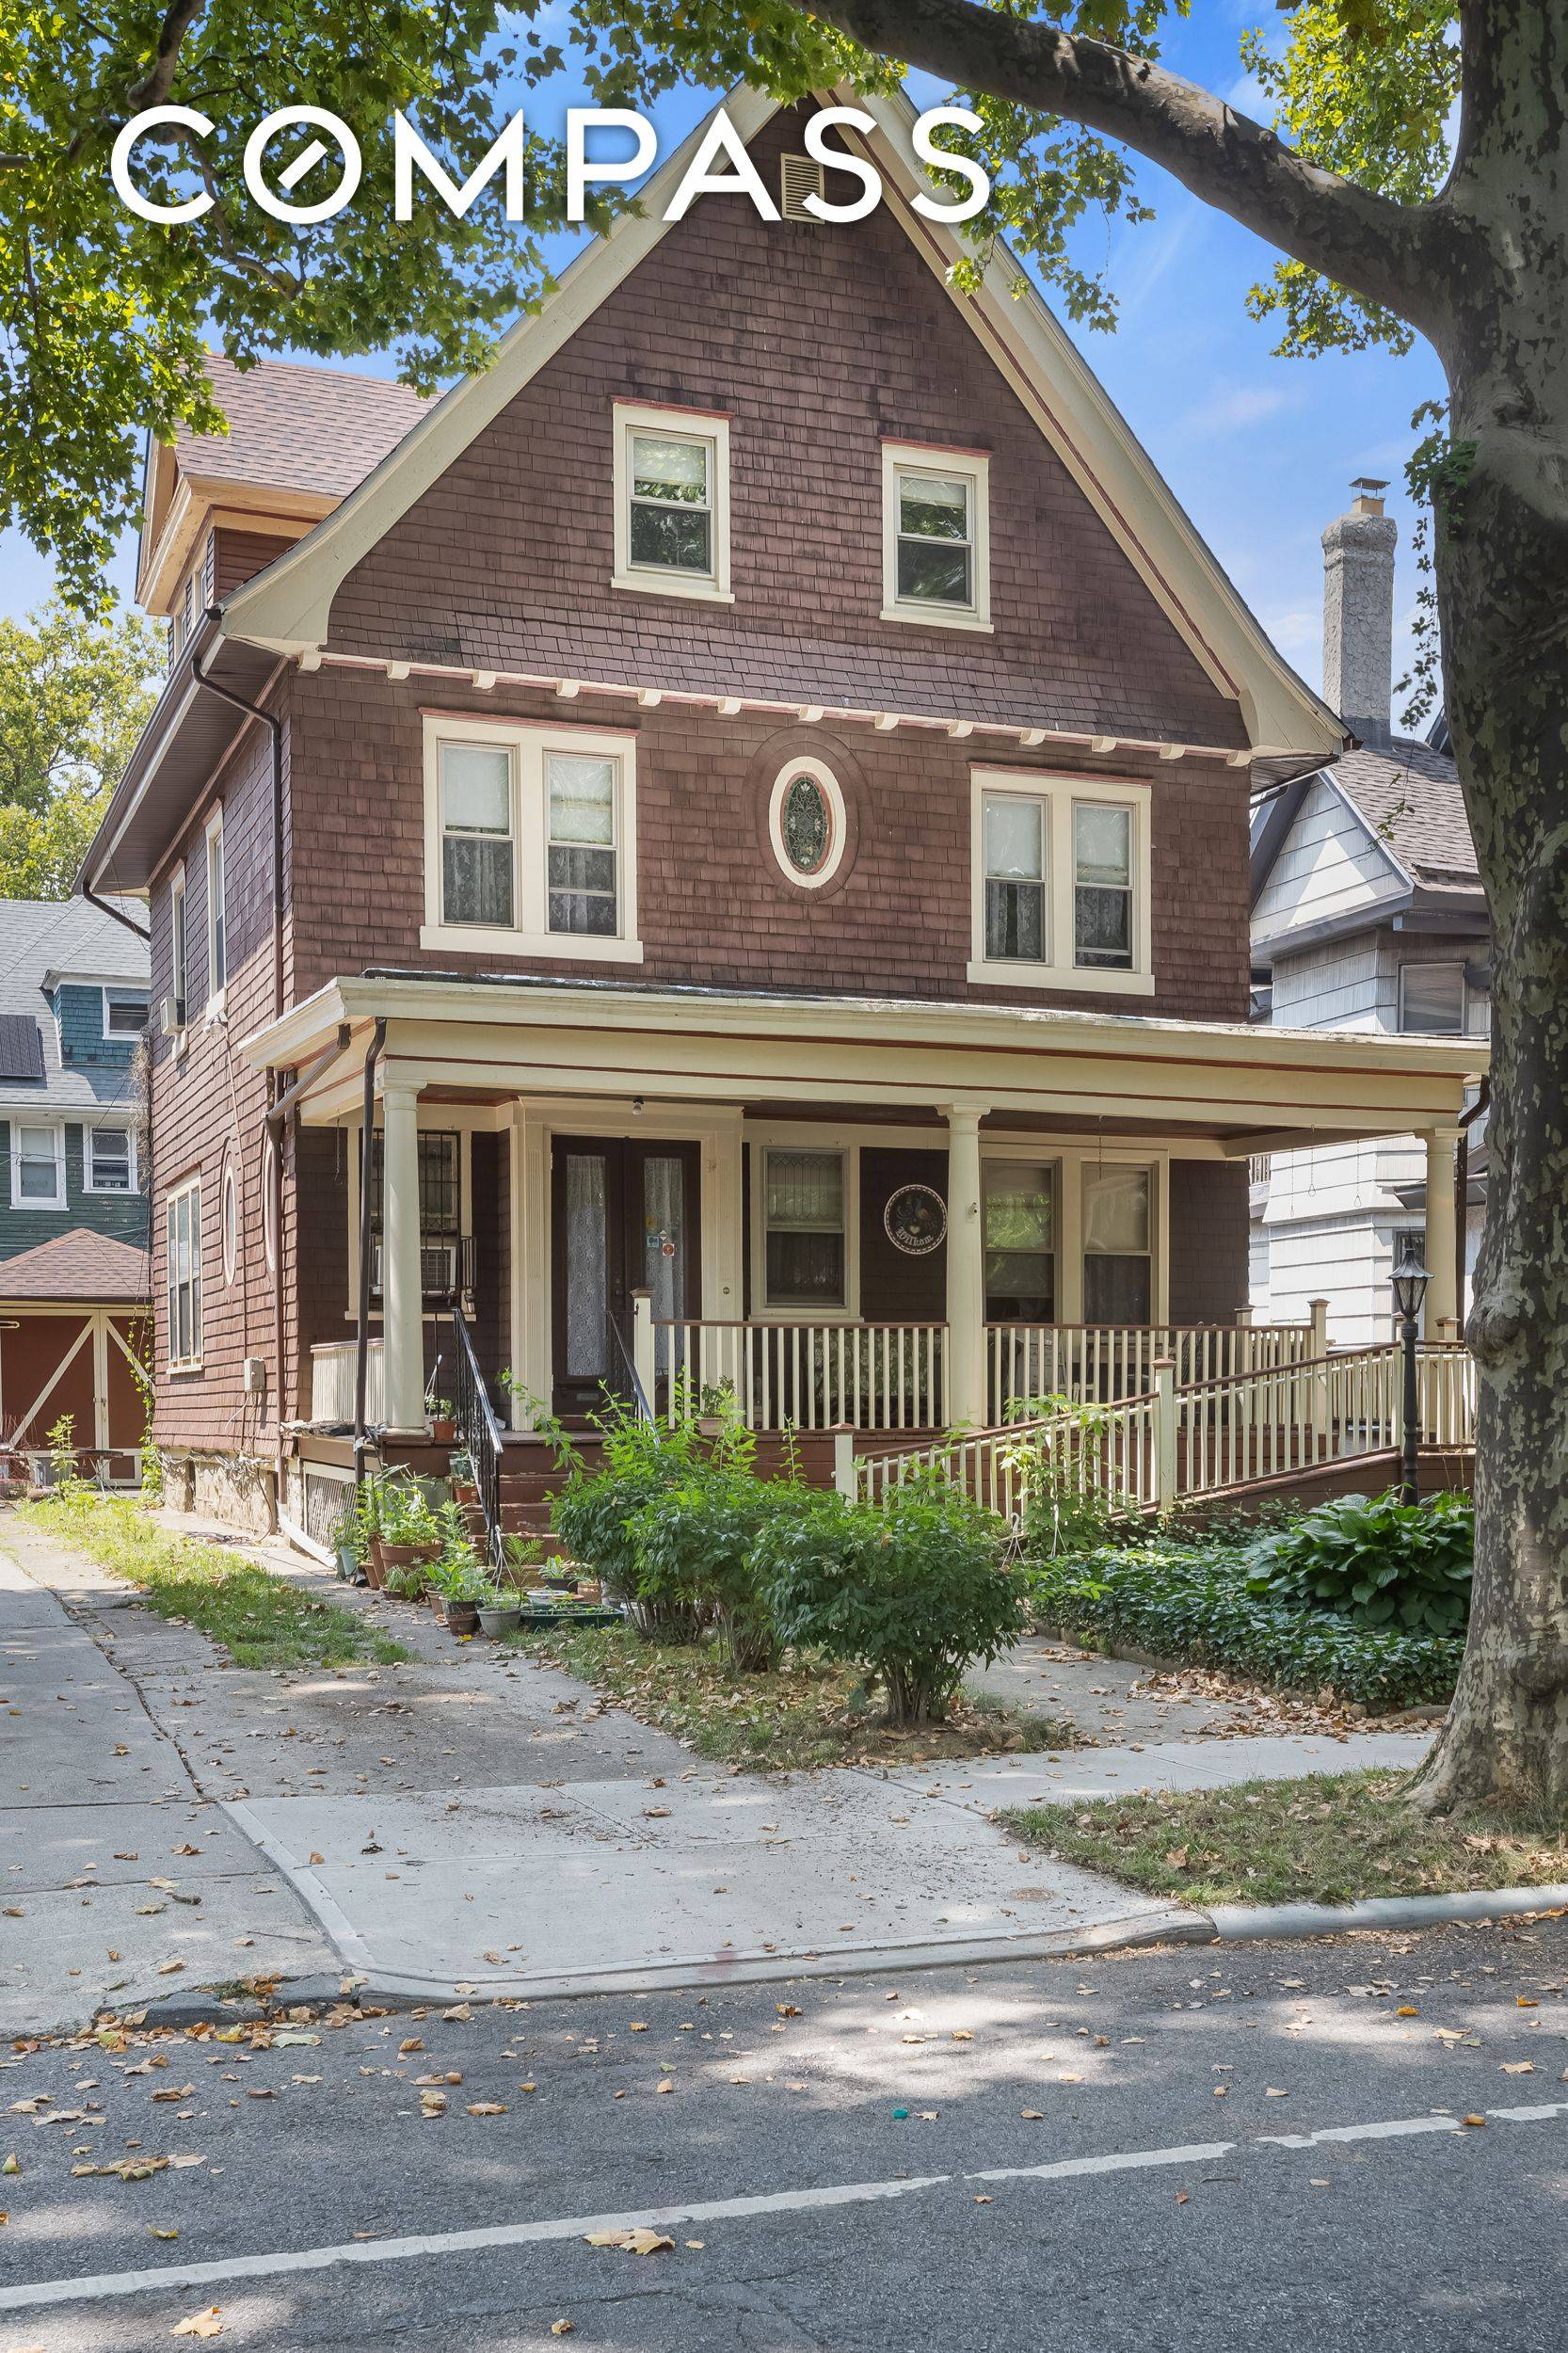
240, 973, 1485, 1154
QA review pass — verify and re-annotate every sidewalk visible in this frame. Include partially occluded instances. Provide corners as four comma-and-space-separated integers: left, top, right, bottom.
0, 1533, 335, 2037
3, 1507, 1435, 2015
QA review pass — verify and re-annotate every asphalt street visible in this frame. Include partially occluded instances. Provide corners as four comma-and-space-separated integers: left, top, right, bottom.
1, 1917, 1564, 2352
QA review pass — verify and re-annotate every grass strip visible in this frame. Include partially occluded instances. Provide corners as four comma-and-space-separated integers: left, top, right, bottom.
516, 1623, 1076, 1771
1029, 1545, 1463, 1711
20, 1494, 410, 1671
1003, 1769, 1568, 1908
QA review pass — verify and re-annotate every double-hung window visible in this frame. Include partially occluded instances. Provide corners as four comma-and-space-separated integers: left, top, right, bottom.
983, 793, 1047, 964
440, 742, 516, 931
103, 987, 149, 1039
424, 718, 641, 961
11, 1122, 63, 1210
166, 1180, 202, 1369
1081, 1164, 1153, 1324
970, 771, 1152, 993
762, 1148, 848, 1310
88, 1127, 136, 1193
1399, 961, 1489, 1036
1073, 803, 1135, 971
613, 403, 731, 601
169, 868, 188, 1027
204, 810, 226, 1006
882, 443, 991, 630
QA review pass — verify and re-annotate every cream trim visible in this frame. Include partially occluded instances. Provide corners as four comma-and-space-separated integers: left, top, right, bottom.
881, 441, 991, 632
612, 400, 733, 602
968, 768, 1154, 996
216, 86, 1340, 766
420, 712, 643, 962
767, 753, 848, 888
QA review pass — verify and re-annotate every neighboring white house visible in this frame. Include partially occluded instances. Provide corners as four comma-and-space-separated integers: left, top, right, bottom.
1249, 481, 1490, 1344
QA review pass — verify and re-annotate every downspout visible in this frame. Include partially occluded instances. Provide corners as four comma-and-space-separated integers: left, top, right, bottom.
354, 1021, 388, 1491
82, 889, 151, 945
1455, 1077, 1490, 1342
191, 644, 288, 1516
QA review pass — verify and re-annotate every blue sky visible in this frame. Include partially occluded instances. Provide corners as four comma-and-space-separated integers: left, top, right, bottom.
2, 3, 1445, 716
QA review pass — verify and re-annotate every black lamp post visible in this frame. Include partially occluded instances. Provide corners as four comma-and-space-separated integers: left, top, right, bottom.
1391, 1232, 1430, 1505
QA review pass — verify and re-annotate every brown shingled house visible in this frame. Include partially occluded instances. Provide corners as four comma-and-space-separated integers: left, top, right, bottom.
80, 86, 1484, 1549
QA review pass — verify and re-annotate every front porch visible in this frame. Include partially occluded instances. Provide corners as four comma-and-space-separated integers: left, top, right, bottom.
257, 973, 1484, 1475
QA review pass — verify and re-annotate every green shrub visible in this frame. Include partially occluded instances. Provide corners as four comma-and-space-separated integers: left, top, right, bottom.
1029, 1542, 1462, 1711
551, 1410, 705, 1637
753, 1472, 1025, 1726
630, 1469, 813, 1673
1245, 1489, 1473, 1638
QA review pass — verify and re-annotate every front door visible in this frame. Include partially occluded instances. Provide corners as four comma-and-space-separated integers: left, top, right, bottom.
550, 1137, 701, 1417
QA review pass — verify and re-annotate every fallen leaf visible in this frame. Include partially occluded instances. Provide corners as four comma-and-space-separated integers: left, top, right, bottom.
551, 2325, 574, 2338
466, 2103, 508, 2117
685, 2239, 705, 2249
1175, 2190, 1189, 2206
156, 1961, 185, 1977
973, 2194, 992, 2204
951, 2029, 973, 2043
584, 2229, 674, 2255
1397, 2006, 1419, 2018
309, 1854, 326, 1865
1020, 2110, 1044, 2121
2, 2155, 18, 2175
1463, 2114, 1488, 2128
656, 2080, 674, 2095
1265, 2089, 1289, 2099
171, 2311, 223, 2338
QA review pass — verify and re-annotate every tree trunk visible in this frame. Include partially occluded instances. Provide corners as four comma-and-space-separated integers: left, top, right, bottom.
1410, 383, 1568, 1814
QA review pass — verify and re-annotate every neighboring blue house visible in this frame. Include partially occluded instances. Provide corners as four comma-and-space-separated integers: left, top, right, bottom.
0, 899, 151, 1255
0, 899, 152, 1475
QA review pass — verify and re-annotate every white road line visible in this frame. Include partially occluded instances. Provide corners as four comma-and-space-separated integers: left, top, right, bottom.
971, 2138, 1234, 2185
1, 2105, 1562, 2316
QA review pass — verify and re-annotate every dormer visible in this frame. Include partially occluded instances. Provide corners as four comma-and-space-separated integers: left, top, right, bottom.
136, 354, 428, 664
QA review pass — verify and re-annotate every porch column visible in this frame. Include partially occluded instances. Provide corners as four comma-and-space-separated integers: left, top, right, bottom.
941, 1103, 988, 1429
1423, 1125, 1461, 1339
381, 1075, 426, 1433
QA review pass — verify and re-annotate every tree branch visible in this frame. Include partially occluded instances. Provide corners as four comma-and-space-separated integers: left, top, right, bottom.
809, 0, 1450, 335
127, 0, 212, 110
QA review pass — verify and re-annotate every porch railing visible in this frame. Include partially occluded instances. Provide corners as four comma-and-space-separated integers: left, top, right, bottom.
985, 1320, 1315, 1417
312, 1338, 383, 1427
859, 1341, 1476, 1517
651, 1316, 947, 1431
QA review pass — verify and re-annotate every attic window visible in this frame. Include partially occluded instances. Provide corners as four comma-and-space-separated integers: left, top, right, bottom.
779, 152, 824, 221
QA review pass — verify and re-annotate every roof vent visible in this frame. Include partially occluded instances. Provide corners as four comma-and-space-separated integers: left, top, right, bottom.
779, 152, 825, 222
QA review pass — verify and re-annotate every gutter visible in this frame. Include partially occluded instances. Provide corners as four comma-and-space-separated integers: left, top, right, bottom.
82, 888, 151, 945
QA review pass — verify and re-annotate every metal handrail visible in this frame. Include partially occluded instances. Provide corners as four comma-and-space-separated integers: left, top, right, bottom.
606, 1307, 655, 1423
452, 1305, 504, 1569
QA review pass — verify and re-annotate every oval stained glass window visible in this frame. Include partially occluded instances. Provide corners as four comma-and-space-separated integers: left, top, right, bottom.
780, 774, 831, 875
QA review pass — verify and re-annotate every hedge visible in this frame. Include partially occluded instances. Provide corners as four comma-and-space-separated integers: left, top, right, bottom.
1029, 1542, 1463, 1711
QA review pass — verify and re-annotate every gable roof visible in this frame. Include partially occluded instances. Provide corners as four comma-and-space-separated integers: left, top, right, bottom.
0, 898, 149, 1115
1332, 740, 1480, 888
0, 1227, 150, 1305
1250, 734, 1487, 964
174, 355, 430, 504
220, 83, 1342, 774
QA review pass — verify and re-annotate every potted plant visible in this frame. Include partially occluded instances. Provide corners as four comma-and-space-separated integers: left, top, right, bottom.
379, 1479, 442, 1576
432, 1501, 488, 1634
451, 1450, 478, 1509
475, 1578, 522, 1638
428, 1397, 457, 1447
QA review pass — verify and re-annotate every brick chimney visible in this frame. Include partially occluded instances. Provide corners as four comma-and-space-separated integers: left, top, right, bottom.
1322, 476, 1397, 749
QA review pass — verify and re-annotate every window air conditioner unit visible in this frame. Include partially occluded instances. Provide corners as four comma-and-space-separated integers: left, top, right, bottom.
371, 1241, 459, 1297
158, 996, 185, 1035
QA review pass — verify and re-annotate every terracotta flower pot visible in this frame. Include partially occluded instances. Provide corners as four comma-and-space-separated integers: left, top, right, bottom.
429, 1588, 447, 1618
453, 1482, 478, 1509
445, 1600, 480, 1637
363, 1550, 386, 1591
429, 1419, 456, 1446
